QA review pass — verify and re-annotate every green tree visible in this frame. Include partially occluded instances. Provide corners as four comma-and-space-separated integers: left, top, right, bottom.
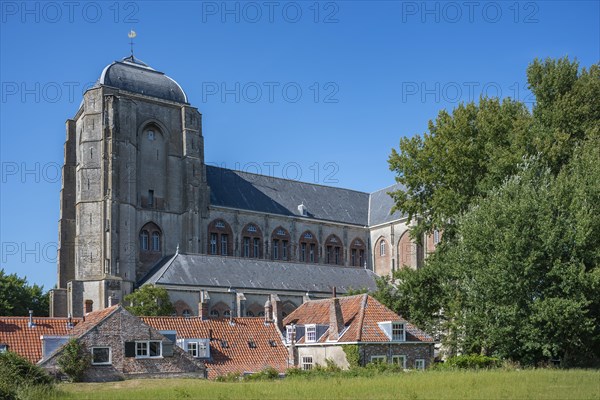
57, 339, 91, 382
388, 97, 532, 240
0, 269, 49, 316
124, 284, 175, 316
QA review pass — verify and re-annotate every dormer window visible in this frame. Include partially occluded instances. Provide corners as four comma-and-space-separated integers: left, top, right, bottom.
392, 322, 405, 341
306, 324, 317, 342
0, 344, 7, 353
286, 325, 294, 343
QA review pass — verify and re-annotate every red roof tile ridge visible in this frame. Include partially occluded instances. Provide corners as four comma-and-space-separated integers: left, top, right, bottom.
356, 294, 369, 342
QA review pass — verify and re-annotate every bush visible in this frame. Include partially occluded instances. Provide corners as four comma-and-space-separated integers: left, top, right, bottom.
56, 339, 91, 382
0, 351, 55, 399
437, 354, 501, 370
244, 367, 280, 381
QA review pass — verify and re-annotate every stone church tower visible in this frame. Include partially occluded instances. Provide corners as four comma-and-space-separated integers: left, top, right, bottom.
50, 56, 209, 317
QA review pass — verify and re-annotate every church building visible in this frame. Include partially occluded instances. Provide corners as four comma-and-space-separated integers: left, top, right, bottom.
49, 56, 439, 318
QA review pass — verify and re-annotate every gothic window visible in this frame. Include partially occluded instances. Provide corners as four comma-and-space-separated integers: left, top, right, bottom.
152, 232, 160, 251
299, 231, 318, 264
350, 238, 366, 267
140, 230, 149, 251
272, 227, 290, 261
208, 219, 233, 256
374, 237, 391, 276
380, 240, 386, 256
210, 309, 219, 317
325, 234, 343, 266
241, 223, 262, 258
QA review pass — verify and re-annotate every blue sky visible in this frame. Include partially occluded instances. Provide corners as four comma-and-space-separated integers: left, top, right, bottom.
1, 1, 599, 290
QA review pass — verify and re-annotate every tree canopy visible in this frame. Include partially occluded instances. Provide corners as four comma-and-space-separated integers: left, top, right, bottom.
124, 284, 175, 316
382, 57, 600, 367
0, 269, 49, 316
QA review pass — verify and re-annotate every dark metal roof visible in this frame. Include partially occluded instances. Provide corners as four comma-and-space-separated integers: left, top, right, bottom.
139, 253, 378, 294
206, 165, 370, 226
98, 56, 188, 103
368, 183, 406, 226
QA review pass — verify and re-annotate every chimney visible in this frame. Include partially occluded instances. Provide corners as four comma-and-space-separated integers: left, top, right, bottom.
199, 290, 210, 320
108, 295, 119, 307
28, 310, 35, 328
84, 299, 93, 314
264, 299, 273, 324
328, 298, 345, 341
332, 286, 337, 298
270, 294, 283, 332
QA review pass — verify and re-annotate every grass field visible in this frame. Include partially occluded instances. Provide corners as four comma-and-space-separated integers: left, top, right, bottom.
54, 369, 600, 400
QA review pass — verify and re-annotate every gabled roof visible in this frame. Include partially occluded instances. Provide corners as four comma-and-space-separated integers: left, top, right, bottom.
283, 294, 434, 343
139, 253, 378, 294
368, 183, 406, 226
206, 165, 370, 225
142, 316, 288, 378
0, 316, 80, 363
69, 306, 119, 337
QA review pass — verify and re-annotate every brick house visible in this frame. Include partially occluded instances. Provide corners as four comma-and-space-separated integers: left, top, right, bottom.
283, 294, 434, 370
142, 314, 289, 379
34, 306, 205, 381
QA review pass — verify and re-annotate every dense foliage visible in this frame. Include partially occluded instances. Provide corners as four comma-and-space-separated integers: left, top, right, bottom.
0, 269, 49, 317
383, 57, 600, 367
0, 351, 55, 399
124, 284, 175, 316
57, 339, 91, 382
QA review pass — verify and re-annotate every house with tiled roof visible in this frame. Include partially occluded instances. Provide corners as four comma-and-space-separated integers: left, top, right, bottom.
283, 294, 434, 370
142, 313, 289, 379
38, 305, 205, 381
0, 312, 80, 363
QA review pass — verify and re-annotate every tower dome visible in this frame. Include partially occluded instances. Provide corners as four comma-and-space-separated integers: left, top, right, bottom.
98, 56, 188, 103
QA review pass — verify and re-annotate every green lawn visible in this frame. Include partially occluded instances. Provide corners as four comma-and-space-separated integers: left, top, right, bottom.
56, 369, 599, 400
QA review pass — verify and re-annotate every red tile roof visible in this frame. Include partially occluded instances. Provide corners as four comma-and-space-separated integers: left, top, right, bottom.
283, 294, 434, 343
142, 316, 289, 379
0, 316, 80, 363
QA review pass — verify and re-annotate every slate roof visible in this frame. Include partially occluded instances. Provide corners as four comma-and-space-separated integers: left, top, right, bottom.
139, 253, 378, 294
99, 56, 188, 103
206, 165, 370, 226
283, 294, 434, 343
368, 183, 406, 226
142, 316, 288, 379
0, 316, 80, 363
69, 306, 119, 337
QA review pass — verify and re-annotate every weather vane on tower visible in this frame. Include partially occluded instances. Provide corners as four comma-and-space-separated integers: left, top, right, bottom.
128, 29, 137, 60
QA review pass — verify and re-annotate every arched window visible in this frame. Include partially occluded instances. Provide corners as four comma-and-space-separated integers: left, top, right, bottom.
210, 309, 219, 317
299, 231, 318, 263
325, 234, 343, 265
152, 232, 160, 251
350, 238, 366, 267
246, 310, 255, 317
271, 227, 290, 261
182, 309, 192, 318
380, 240, 386, 256
140, 230, 149, 251
242, 223, 262, 258
223, 310, 231, 317
208, 219, 233, 256
374, 237, 392, 276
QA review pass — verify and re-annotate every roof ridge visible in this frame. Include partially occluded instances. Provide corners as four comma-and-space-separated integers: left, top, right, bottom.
356, 294, 369, 342
206, 165, 370, 196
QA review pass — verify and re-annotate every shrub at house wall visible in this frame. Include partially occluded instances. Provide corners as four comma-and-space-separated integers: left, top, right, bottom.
436, 354, 501, 370
57, 339, 91, 382
341, 344, 360, 368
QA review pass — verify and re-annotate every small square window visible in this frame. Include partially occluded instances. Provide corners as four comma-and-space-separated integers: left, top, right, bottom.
220, 340, 229, 348
91, 347, 111, 365
392, 355, 406, 369
415, 359, 425, 370
248, 340, 257, 349
370, 355, 386, 364
135, 341, 162, 358
187, 342, 198, 357
302, 356, 313, 370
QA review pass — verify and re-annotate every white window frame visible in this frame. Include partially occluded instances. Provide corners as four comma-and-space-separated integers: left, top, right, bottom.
210, 233, 218, 255
392, 322, 406, 341
91, 346, 112, 365
380, 240, 386, 256
135, 340, 162, 359
415, 359, 425, 370
301, 356, 314, 370
286, 325, 294, 343
433, 230, 440, 244
91, 347, 111, 365
306, 324, 317, 342
187, 342, 199, 357
392, 355, 407, 369
370, 355, 387, 364
152, 231, 160, 251
198, 341, 209, 358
